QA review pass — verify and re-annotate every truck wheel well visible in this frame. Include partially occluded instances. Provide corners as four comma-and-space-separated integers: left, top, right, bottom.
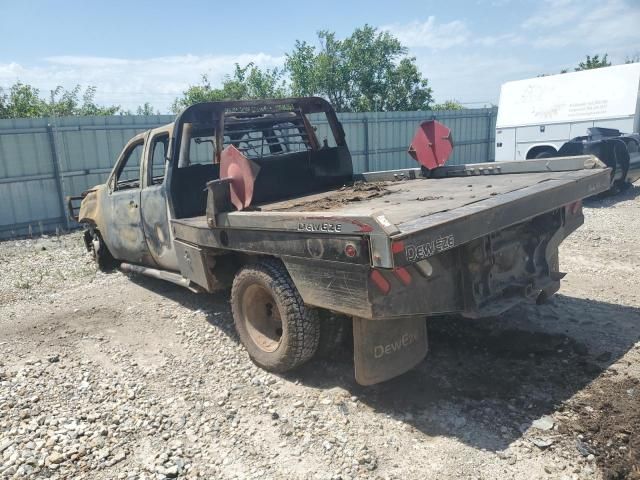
86, 228, 119, 271
526, 145, 557, 159
220, 253, 281, 288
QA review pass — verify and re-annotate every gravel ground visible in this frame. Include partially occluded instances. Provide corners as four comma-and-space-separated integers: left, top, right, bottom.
1, 185, 639, 480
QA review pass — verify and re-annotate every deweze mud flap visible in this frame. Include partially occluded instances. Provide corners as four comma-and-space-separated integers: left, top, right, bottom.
353, 316, 428, 385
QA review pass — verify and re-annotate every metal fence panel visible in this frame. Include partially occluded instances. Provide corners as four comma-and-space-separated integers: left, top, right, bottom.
369, 108, 495, 169
0, 108, 497, 239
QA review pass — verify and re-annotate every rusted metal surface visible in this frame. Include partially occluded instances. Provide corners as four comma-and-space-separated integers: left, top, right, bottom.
75, 97, 354, 274
140, 125, 178, 271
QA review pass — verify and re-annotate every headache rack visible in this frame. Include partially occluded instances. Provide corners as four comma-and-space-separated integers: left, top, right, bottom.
222, 109, 313, 158
175, 97, 346, 165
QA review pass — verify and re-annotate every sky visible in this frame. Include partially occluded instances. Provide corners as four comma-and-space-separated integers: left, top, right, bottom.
1, 0, 639, 113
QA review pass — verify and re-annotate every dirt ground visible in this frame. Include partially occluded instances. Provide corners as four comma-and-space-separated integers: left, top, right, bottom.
1, 185, 639, 480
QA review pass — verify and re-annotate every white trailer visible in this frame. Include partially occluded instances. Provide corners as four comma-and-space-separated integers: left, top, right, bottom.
495, 63, 640, 161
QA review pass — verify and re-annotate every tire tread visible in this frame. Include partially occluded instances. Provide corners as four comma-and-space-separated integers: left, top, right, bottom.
231, 258, 319, 372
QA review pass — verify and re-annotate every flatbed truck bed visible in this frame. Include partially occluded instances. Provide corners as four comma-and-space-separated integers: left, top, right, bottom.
172, 162, 608, 272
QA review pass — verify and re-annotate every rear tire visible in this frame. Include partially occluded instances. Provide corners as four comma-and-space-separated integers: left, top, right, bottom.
231, 259, 320, 373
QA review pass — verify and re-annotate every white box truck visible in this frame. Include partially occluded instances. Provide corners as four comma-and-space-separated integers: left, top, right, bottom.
495, 63, 640, 161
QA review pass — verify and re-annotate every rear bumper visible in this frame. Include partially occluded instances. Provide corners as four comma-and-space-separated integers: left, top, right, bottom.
371, 208, 578, 319
286, 206, 583, 320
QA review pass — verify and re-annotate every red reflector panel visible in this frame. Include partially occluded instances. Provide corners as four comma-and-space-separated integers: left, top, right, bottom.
565, 200, 582, 215
391, 241, 405, 254
572, 200, 582, 215
345, 243, 357, 257
370, 270, 391, 295
393, 267, 412, 286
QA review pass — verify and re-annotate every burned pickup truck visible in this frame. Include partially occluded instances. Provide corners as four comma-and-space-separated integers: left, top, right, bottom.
68, 97, 610, 385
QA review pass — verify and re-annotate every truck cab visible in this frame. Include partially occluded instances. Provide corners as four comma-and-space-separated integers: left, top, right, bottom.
75, 97, 351, 276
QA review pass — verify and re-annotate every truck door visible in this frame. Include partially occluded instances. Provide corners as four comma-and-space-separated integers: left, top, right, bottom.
104, 136, 154, 265
140, 129, 179, 271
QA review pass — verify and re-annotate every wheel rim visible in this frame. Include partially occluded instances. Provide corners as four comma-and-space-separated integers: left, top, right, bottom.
241, 284, 283, 353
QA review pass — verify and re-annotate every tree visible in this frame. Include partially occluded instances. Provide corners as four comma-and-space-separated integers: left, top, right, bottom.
625, 54, 640, 64
575, 54, 611, 71
285, 25, 433, 112
172, 63, 287, 113
233, 63, 287, 99
539, 54, 613, 76
173, 25, 434, 113
120, 102, 160, 116
432, 100, 464, 111
136, 102, 159, 115
285, 40, 319, 99
0, 82, 47, 118
0, 82, 120, 119
51, 85, 120, 116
